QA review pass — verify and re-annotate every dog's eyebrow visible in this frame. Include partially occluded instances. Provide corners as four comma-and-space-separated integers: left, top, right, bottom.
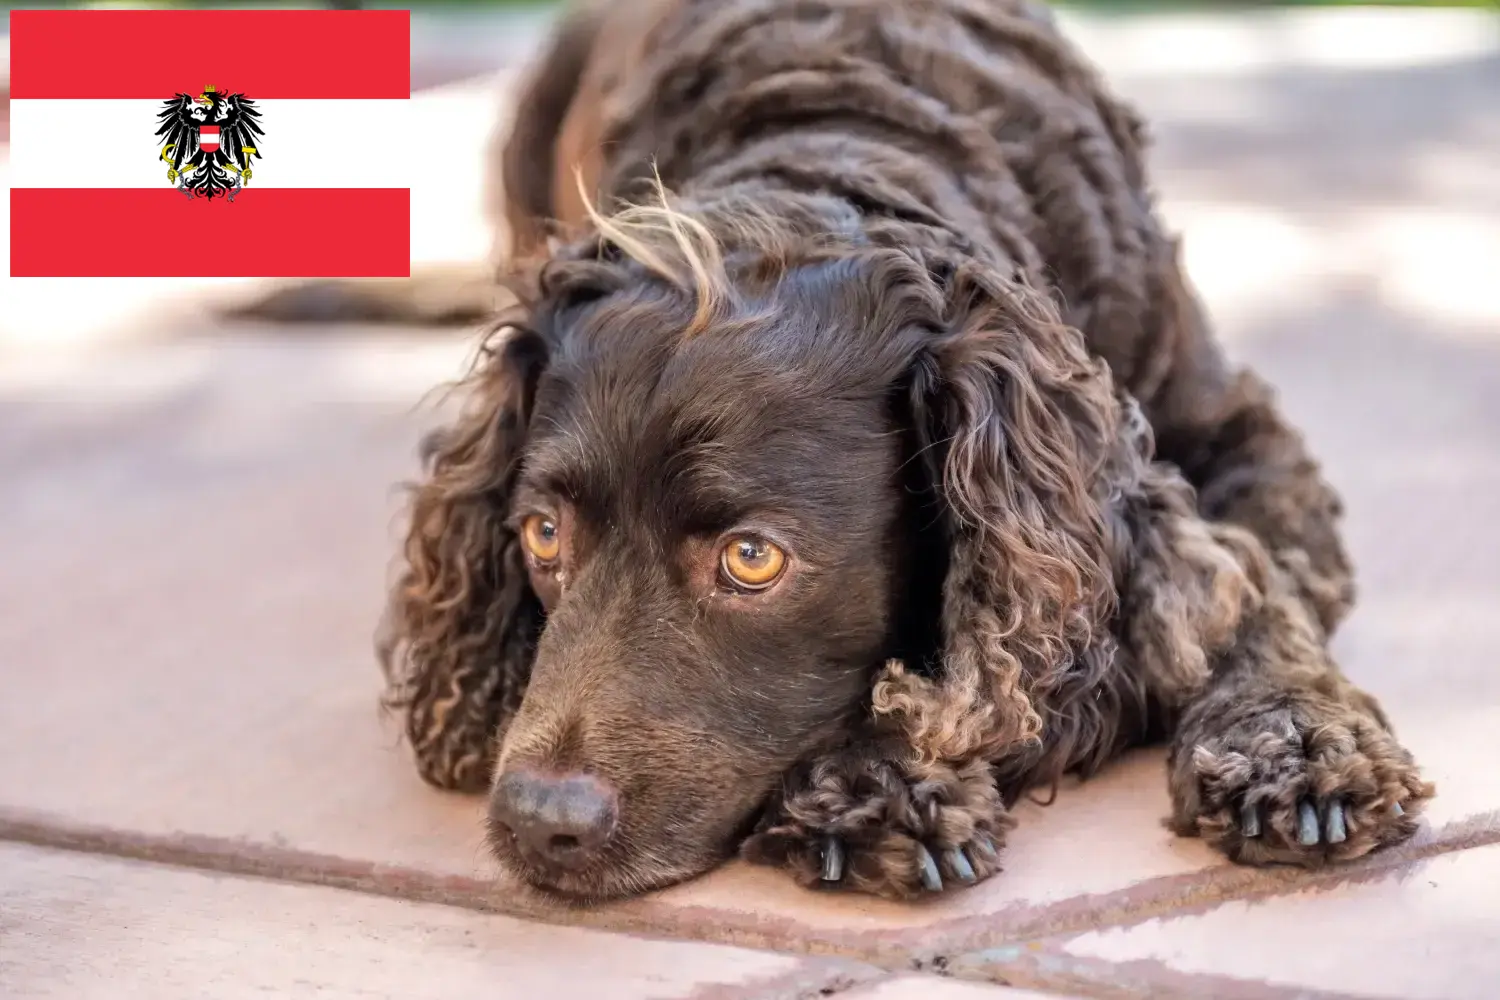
512, 413, 598, 502
508, 480, 558, 519
666, 429, 864, 524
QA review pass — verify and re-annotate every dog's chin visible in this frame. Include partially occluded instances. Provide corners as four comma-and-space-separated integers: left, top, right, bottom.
486, 821, 721, 906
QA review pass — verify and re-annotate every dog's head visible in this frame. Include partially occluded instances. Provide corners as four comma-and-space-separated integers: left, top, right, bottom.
383, 196, 1120, 902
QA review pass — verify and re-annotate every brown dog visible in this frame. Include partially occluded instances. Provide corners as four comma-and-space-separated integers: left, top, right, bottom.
376, 0, 1433, 903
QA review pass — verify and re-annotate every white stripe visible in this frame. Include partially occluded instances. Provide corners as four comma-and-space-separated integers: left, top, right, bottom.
10, 99, 412, 189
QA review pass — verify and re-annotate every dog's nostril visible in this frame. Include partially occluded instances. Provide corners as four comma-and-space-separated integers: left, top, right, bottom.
490, 767, 619, 870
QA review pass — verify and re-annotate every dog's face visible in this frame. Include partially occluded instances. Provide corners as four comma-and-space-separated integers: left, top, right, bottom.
392, 222, 1118, 904
486, 254, 943, 900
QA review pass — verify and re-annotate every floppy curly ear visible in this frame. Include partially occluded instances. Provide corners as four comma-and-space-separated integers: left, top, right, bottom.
873, 261, 1123, 769
378, 321, 549, 792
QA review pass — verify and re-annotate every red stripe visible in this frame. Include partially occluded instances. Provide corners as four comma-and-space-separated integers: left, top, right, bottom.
10, 10, 409, 99
11, 188, 411, 278
201, 126, 220, 136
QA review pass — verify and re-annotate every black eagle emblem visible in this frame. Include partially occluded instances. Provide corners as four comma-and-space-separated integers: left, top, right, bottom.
155, 85, 265, 201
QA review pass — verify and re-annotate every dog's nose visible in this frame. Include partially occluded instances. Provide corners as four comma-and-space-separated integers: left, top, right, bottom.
491, 767, 619, 868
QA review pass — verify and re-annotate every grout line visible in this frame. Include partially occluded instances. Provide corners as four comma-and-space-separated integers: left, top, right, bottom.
2, 805, 1497, 991
0, 807, 900, 960
903, 809, 1500, 962
901, 811, 1500, 998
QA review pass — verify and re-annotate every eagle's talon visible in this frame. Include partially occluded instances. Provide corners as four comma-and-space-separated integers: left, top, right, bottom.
155, 88, 262, 197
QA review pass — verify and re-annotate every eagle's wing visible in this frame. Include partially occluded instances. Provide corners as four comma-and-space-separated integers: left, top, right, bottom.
220, 95, 266, 169
154, 93, 198, 170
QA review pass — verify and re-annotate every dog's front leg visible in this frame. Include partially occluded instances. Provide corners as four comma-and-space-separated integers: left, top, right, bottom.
1166, 574, 1435, 866
740, 727, 1014, 899
1107, 459, 1434, 865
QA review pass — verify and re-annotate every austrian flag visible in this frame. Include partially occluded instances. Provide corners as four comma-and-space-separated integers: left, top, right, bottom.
8, 9, 411, 277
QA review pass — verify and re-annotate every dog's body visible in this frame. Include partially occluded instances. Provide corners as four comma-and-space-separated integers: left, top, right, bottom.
378, 0, 1432, 902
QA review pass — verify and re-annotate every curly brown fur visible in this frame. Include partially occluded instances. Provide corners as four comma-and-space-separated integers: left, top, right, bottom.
377, 0, 1431, 902
377, 322, 549, 791
1167, 569, 1434, 866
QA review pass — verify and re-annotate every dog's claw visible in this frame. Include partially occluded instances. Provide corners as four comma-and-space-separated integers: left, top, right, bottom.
971, 832, 997, 861
820, 836, 845, 882
1392, 801, 1405, 818
1240, 802, 1261, 838
946, 847, 976, 883
915, 843, 943, 892
1325, 800, 1348, 845
1297, 800, 1320, 846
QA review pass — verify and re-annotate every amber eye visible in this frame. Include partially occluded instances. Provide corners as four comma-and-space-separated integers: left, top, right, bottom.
720, 536, 787, 591
521, 514, 561, 564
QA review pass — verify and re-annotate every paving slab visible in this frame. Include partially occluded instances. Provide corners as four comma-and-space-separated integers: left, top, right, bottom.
1055, 842, 1500, 1000
0, 6, 1498, 996
0, 842, 877, 1000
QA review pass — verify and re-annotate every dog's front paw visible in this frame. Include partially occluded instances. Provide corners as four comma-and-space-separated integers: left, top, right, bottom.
741, 748, 1014, 899
1172, 696, 1434, 866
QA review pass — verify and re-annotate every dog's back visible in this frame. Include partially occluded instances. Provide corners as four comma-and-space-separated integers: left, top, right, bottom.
232, 0, 1186, 391
507, 0, 1186, 401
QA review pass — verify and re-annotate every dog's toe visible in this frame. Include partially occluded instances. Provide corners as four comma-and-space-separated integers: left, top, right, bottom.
1235, 793, 1352, 849
1239, 801, 1262, 838
742, 745, 1014, 899
1324, 799, 1348, 844
1282, 796, 1351, 847
819, 835, 845, 882
1179, 701, 1434, 866
743, 804, 1009, 898
944, 845, 976, 883
914, 843, 943, 892
1296, 799, 1320, 846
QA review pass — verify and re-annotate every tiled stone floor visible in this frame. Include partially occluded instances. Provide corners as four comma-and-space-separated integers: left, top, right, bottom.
2, 7, 1498, 999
